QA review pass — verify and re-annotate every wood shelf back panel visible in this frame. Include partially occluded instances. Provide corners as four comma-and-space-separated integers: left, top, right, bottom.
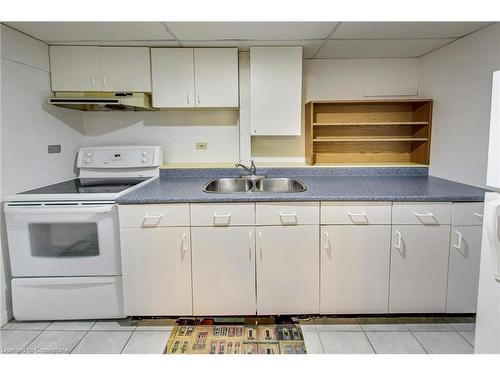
305, 100, 433, 166
313, 103, 415, 124
314, 142, 413, 164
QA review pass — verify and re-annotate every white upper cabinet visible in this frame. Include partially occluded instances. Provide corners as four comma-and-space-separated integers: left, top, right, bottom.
99, 47, 151, 92
151, 48, 195, 108
151, 48, 239, 108
250, 46, 303, 135
50, 46, 100, 91
49, 46, 152, 92
194, 48, 239, 107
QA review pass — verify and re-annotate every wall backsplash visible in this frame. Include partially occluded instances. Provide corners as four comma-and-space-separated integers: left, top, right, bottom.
82, 109, 240, 164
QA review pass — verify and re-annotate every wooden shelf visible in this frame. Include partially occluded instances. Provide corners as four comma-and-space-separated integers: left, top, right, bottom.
313, 136, 429, 143
305, 99, 433, 166
313, 121, 429, 127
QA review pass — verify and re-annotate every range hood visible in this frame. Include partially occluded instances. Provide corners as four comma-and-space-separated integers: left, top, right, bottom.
48, 92, 155, 111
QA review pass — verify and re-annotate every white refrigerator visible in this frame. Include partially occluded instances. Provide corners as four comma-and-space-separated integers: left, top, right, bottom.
475, 70, 500, 353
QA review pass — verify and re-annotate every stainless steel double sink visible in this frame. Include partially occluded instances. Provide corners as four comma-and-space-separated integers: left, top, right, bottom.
203, 177, 306, 194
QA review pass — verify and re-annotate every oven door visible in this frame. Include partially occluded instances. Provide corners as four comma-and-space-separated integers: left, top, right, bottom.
5, 202, 121, 277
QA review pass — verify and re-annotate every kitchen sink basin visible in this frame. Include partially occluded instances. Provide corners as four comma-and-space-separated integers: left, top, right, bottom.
203, 178, 253, 193
254, 178, 306, 193
203, 177, 306, 193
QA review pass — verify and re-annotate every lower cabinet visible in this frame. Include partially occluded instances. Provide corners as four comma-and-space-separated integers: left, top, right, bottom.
120, 227, 192, 316
389, 225, 451, 313
320, 225, 391, 314
446, 225, 483, 313
256, 226, 319, 315
191, 227, 256, 315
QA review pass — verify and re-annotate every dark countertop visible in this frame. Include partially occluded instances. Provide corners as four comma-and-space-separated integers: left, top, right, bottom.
116, 167, 488, 204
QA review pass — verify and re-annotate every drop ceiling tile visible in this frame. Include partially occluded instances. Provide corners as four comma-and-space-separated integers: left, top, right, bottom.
167, 22, 336, 40
333, 22, 491, 39
315, 38, 456, 59
5, 22, 175, 42
180, 40, 322, 58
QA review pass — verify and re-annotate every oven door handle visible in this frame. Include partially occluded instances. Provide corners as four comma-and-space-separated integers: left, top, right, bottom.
4, 205, 114, 215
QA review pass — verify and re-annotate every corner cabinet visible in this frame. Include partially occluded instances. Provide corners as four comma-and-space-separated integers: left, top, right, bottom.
49, 46, 152, 92
151, 48, 239, 108
446, 203, 484, 313
250, 47, 303, 135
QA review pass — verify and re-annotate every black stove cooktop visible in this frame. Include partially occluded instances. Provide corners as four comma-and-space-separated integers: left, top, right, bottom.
20, 177, 150, 195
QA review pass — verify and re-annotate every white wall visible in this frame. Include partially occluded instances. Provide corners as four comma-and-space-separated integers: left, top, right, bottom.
0, 25, 85, 324
421, 23, 500, 188
251, 58, 421, 160
82, 110, 239, 164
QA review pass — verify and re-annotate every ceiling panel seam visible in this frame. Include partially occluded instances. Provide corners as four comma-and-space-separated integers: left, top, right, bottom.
161, 22, 183, 46
311, 22, 343, 59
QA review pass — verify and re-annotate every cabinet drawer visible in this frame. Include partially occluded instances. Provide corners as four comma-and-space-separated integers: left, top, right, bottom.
190, 203, 254, 226
119, 204, 190, 228
256, 202, 319, 225
452, 202, 484, 226
392, 202, 452, 225
321, 202, 392, 225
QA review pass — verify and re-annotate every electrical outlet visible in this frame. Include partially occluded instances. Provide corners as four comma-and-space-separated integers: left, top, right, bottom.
196, 142, 208, 150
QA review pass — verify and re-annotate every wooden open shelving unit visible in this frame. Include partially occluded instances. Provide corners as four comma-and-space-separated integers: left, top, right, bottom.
305, 99, 433, 165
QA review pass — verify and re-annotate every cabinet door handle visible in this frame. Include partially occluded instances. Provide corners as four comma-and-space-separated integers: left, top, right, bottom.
473, 212, 484, 220
346, 211, 368, 224
187, 92, 190, 104
324, 231, 331, 259
142, 214, 163, 227
413, 211, 435, 218
91, 74, 96, 87
197, 92, 200, 104
394, 230, 402, 251
258, 231, 263, 261
453, 230, 463, 249
213, 213, 231, 226
102, 75, 107, 87
248, 231, 252, 262
181, 232, 188, 260
279, 212, 297, 225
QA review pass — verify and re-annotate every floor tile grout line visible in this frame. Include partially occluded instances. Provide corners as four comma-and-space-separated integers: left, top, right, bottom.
69, 329, 94, 354
408, 330, 429, 354
361, 330, 377, 354
119, 331, 136, 354
455, 330, 475, 349
20, 330, 47, 354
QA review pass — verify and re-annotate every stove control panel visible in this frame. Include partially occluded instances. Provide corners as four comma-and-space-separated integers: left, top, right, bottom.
77, 146, 163, 169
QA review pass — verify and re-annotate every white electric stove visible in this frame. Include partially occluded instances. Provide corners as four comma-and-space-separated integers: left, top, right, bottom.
5, 145, 162, 321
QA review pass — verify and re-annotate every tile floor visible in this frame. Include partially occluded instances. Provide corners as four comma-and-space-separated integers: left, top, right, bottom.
0, 316, 475, 354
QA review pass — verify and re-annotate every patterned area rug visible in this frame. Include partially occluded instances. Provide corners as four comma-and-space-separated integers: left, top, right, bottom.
164, 317, 306, 354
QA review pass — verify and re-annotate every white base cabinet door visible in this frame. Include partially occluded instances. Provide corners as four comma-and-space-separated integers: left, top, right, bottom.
120, 227, 192, 316
256, 226, 319, 315
446, 226, 483, 313
191, 227, 256, 315
320, 226, 391, 314
389, 225, 451, 313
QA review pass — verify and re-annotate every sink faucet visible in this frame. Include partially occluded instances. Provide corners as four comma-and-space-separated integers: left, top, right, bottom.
235, 160, 257, 176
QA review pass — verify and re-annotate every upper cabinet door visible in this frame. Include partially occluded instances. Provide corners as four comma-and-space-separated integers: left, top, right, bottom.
250, 47, 303, 135
151, 48, 195, 108
193, 48, 239, 108
50, 46, 100, 91
99, 47, 151, 92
